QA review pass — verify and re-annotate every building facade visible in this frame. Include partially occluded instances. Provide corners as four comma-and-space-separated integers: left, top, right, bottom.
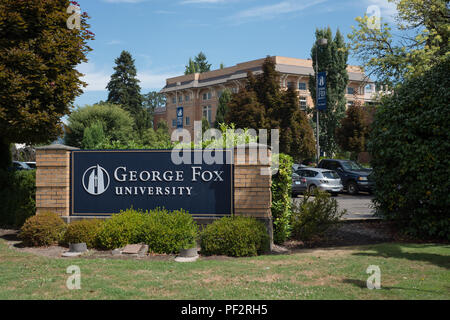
157, 56, 378, 136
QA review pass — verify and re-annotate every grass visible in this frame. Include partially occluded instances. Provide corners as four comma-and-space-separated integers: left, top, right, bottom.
0, 239, 449, 300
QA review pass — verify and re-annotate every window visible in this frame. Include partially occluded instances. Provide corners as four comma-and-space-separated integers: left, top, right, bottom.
299, 96, 307, 110
298, 82, 307, 90
232, 87, 238, 94
217, 90, 223, 97
185, 95, 190, 102
347, 87, 355, 95
202, 92, 212, 100
185, 116, 190, 126
347, 100, 355, 107
203, 106, 212, 124
171, 97, 176, 104
287, 82, 294, 89
178, 95, 182, 103
172, 119, 176, 127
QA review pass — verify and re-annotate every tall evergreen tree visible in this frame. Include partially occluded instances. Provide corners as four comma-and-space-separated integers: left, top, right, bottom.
106, 51, 146, 133
308, 27, 349, 156
214, 89, 231, 128
184, 52, 212, 74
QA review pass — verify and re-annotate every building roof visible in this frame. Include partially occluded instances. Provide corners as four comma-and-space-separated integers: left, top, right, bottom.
161, 56, 373, 94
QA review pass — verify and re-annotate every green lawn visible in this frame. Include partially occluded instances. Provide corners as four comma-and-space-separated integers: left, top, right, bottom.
0, 239, 449, 300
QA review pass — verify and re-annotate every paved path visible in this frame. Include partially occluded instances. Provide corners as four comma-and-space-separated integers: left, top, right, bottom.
293, 193, 377, 220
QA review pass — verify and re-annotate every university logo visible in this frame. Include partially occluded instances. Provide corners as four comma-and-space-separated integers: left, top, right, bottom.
82, 165, 110, 195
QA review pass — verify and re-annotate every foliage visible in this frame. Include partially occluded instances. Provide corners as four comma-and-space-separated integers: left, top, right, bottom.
97, 208, 150, 249
19, 212, 66, 247
225, 89, 267, 129
106, 51, 148, 135
0, 169, 36, 228
214, 88, 231, 128
226, 57, 316, 160
291, 190, 346, 241
368, 55, 450, 240
0, 0, 94, 158
142, 91, 166, 127
185, 52, 212, 74
81, 121, 105, 149
62, 219, 104, 248
348, 0, 449, 86
308, 27, 349, 156
201, 117, 210, 134
200, 216, 270, 257
142, 208, 198, 254
97, 208, 198, 253
271, 153, 293, 244
65, 103, 134, 148
335, 100, 371, 159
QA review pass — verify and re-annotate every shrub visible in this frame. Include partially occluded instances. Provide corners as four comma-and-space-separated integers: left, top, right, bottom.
291, 190, 346, 241
368, 55, 450, 240
19, 212, 66, 246
62, 219, 104, 248
97, 208, 149, 250
200, 216, 270, 257
271, 153, 293, 244
97, 208, 198, 253
143, 208, 198, 254
0, 169, 36, 228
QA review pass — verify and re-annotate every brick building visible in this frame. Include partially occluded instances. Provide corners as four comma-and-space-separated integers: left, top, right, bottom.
156, 56, 378, 136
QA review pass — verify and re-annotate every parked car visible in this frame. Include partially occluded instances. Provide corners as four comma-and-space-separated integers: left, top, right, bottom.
292, 163, 306, 172
12, 161, 32, 171
25, 161, 36, 169
292, 172, 307, 197
295, 167, 343, 196
317, 159, 374, 195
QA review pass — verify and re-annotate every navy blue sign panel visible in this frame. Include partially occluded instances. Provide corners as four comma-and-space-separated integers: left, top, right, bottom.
71, 150, 233, 217
317, 71, 327, 111
176, 107, 183, 129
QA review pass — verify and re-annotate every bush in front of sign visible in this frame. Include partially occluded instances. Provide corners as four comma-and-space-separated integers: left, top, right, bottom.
97, 208, 150, 249
142, 208, 198, 254
200, 216, 270, 257
62, 219, 104, 248
19, 212, 67, 247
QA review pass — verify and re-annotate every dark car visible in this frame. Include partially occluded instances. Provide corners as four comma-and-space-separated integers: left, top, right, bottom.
318, 159, 374, 195
291, 172, 307, 197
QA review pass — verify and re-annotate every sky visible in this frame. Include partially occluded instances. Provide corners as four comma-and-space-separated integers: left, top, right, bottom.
74, 0, 397, 107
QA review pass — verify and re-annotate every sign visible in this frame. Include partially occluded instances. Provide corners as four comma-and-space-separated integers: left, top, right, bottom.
71, 150, 233, 217
317, 71, 327, 111
176, 107, 183, 129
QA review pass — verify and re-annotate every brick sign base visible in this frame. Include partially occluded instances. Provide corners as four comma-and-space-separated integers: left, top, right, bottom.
36, 144, 273, 246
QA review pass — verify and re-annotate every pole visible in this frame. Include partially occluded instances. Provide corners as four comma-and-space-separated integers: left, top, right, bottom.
315, 45, 320, 165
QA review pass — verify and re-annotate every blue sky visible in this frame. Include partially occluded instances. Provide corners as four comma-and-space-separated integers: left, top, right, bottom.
74, 0, 397, 107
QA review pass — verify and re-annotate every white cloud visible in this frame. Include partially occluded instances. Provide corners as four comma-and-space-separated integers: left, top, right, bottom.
78, 62, 180, 92
227, 0, 327, 24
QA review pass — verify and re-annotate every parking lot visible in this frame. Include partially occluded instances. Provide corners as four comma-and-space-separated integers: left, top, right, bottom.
293, 193, 377, 220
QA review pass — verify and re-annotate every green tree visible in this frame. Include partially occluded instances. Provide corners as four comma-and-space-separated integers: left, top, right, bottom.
106, 51, 147, 133
202, 117, 211, 134
65, 103, 134, 148
348, 0, 449, 86
184, 58, 198, 75
227, 57, 316, 160
184, 52, 212, 74
0, 0, 94, 168
81, 121, 106, 149
308, 27, 349, 156
214, 89, 232, 128
142, 91, 166, 127
369, 55, 450, 240
335, 100, 370, 159
225, 89, 267, 130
